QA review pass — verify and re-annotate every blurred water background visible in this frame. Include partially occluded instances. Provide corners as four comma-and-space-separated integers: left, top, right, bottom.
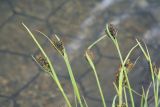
0, 0, 160, 107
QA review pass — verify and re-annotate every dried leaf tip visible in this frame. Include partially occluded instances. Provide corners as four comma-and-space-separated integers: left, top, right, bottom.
85, 49, 95, 61
105, 23, 118, 39
153, 64, 160, 80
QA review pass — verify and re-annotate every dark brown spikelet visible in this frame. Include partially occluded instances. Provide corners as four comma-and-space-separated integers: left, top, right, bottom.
35, 54, 51, 72
107, 23, 117, 39
53, 39, 64, 55
115, 59, 134, 86
115, 64, 127, 86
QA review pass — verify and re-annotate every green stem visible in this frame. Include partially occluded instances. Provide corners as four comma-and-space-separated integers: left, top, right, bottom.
114, 39, 123, 64
123, 67, 135, 107
63, 50, 83, 107
86, 53, 106, 107
88, 35, 106, 49
156, 79, 159, 107
124, 87, 128, 107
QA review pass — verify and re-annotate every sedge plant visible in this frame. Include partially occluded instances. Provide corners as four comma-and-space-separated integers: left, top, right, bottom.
22, 23, 84, 107
34, 30, 83, 107
23, 23, 160, 107
22, 23, 72, 107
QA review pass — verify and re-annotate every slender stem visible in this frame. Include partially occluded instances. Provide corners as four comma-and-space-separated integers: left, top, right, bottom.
112, 95, 117, 107
124, 87, 128, 107
118, 68, 124, 106
123, 44, 138, 64
82, 96, 89, 107
64, 50, 83, 107
149, 60, 157, 107
144, 82, 152, 106
113, 82, 119, 95
125, 86, 142, 97
140, 88, 145, 107
49, 73, 72, 107
86, 52, 106, 107
156, 79, 159, 107
123, 67, 135, 107
114, 39, 123, 64
88, 35, 106, 49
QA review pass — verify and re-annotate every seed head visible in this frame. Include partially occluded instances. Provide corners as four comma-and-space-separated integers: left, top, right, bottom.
35, 53, 51, 72
125, 59, 134, 72
106, 23, 117, 39
115, 59, 134, 86
52, 38, 64, 56
115, 69, 127, 86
